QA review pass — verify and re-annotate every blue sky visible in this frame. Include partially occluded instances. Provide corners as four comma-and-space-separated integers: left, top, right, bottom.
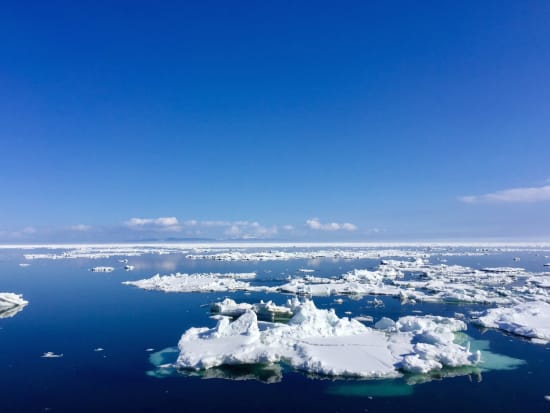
1, 1, 549, 242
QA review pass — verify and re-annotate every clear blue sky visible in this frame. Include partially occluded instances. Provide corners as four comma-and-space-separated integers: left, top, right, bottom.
1, 1, 549, 242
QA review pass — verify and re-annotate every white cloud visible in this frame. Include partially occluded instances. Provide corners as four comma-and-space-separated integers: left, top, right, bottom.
223, 221, 278, 239
123, 217, 278, 238
282, 224, 294, 231
0, 226, 38, 239
459, 185, 550, 204
69, 224, 92, 231
305, 218, 358, 231
125, 217, 181, 231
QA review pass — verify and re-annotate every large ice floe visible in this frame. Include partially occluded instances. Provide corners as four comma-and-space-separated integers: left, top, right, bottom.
475, 301, 550, 343
0, 293, 28, 319
123, 272, 256, 293
175, 299, 480, 378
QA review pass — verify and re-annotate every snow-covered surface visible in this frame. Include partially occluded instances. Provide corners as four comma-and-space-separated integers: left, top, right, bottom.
123, 273, 256, 293
211, 298, 296, 321
0, 293, 28, 318
476, 302, 550, 343
175, 299, 479, 378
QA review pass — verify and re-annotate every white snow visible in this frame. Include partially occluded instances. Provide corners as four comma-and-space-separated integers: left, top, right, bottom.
175, 299, 479, 378
123, 272, 256, 293
476, 301, 550, 343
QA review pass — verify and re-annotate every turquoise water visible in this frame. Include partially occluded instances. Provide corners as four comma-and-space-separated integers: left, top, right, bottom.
0, 248, 549, 412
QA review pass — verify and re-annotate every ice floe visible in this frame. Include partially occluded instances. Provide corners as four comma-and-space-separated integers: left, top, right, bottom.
475, 301, 550, 343
121, 258, 550, 308
90, 266, 114, 272
42, 352, 63, 358
123, 273, 256, 293
175, 299, 479, 378
0, 293, 28, 319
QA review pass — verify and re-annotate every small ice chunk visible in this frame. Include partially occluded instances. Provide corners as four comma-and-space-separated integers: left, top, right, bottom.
93, 348, 104, 352
354, 315, 374, 323
42, 352, 63, 358
90, 266, 114, 272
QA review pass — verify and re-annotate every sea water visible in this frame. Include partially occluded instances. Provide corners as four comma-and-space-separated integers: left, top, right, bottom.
0, 247, 549, 412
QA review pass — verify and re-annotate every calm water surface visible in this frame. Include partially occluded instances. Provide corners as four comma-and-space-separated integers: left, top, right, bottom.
0, 248, 549, 412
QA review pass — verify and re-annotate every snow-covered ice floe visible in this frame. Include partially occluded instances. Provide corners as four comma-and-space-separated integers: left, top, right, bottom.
475, 301, 550, 343
0, 293, 28, 319
174, 299, 479, 378
273, 259, 550, 305
123, 273, 256, 293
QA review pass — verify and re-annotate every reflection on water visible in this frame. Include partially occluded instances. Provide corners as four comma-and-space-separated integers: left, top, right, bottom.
0, 303, 27, 319
147, 347, 282, 383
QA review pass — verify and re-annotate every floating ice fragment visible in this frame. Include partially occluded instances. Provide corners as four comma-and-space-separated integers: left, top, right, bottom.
42, 352, 63, 358
93, 348, 104, 352
90, 266, 114, 272
123, 272, 256, 293
475, 301, 550, 343
354, 315, 373, 323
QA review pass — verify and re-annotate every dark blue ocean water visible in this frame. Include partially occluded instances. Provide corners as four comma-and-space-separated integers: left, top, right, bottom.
1, 248, 549, 413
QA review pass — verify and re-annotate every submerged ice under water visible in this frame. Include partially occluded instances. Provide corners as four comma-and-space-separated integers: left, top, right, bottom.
1, 243, 550, 412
